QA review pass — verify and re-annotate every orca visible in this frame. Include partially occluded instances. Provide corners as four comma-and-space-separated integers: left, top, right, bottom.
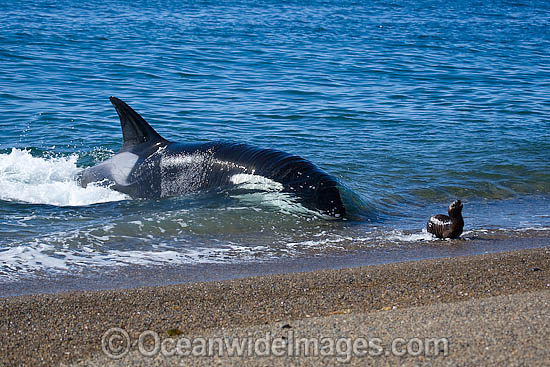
78, 97, 346, 217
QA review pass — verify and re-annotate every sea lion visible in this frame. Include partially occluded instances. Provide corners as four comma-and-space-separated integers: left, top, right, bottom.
427, 200, 464, 239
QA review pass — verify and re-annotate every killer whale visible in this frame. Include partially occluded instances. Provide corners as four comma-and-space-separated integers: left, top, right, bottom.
78, 97, 346, 217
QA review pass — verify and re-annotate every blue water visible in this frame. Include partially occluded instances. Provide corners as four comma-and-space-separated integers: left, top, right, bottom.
0, 0, 549, 293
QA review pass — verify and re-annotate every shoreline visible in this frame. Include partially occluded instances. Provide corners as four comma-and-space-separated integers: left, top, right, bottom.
3, 231, 550, 298
1, 246, 549, 366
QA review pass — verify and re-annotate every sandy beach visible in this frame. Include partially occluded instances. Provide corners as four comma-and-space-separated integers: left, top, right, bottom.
1, 246, 549, 366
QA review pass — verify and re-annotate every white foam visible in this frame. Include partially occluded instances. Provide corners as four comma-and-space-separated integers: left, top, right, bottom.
4, 224, 548, 281
230, 190, 324, 218
514, 226, 550, 232
386, 229, 437, 242
0, 243, 69, 272
0, 149, 128, 206
0, 239, 271, 281
230, 173, 283, 191
285, 236, 348, 251
227, 174, 331, 218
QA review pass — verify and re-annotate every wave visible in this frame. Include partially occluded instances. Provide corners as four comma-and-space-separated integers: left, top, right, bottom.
0, 148, 128, 206
2, 226, 549, 281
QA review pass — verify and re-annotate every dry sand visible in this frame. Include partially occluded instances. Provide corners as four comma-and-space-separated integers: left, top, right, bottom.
1, 246, 549, 366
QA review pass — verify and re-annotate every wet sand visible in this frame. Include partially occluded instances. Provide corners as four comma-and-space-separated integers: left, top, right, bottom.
1, 246, 549, 366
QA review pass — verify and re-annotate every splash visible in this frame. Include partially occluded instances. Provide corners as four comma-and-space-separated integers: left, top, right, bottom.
386, 229, 437, 242
230, 173, 284, 191
0, 148, 128, 206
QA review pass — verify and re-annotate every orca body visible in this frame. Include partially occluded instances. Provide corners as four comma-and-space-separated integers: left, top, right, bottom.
78, 97, 346, 217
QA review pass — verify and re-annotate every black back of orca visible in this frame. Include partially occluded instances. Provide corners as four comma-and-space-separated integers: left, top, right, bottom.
191, 141, 345, 216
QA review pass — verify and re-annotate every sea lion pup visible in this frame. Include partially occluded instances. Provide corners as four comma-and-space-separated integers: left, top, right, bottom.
427, 200, 464, 239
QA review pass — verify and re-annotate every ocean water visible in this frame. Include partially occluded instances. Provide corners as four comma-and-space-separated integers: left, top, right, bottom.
0, 0, 549, 295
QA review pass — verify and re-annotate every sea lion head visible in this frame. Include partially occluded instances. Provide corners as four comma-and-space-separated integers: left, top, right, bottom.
448, 199, 463, 217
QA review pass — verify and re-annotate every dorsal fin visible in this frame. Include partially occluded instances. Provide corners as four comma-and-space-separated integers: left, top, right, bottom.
109, 97, 168, 150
